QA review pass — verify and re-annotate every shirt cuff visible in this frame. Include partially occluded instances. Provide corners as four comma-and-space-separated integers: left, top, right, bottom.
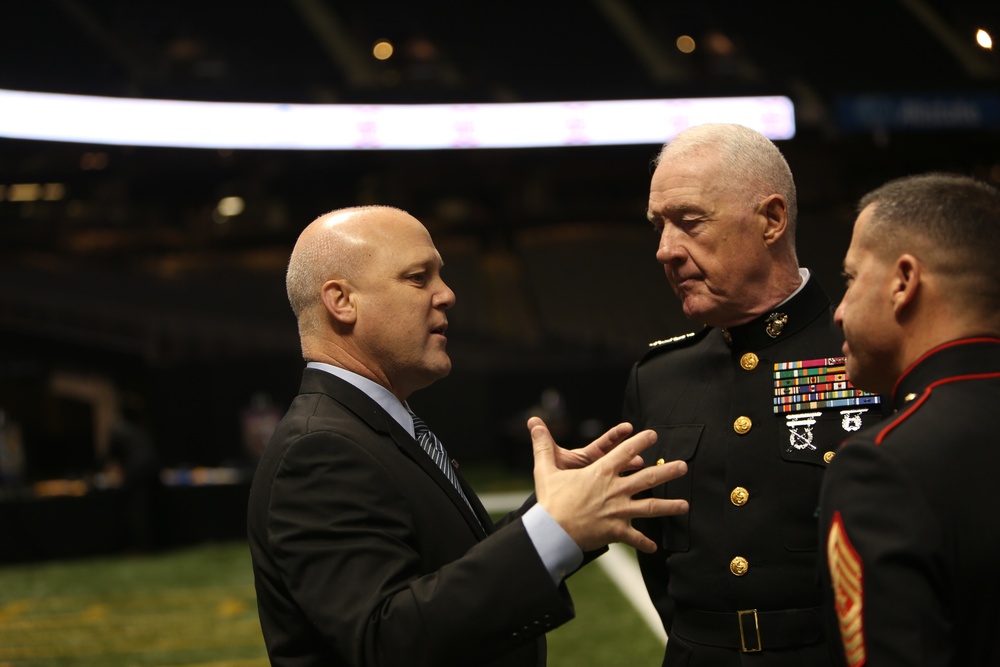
522, 503, 584, 584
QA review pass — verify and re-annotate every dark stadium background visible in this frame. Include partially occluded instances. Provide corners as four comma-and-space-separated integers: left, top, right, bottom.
0, 0, 996, 559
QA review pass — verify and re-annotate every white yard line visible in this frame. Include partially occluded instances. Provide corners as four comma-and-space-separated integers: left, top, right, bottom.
480, 491, 667, 647
596, 544, 667, 645
479, 491, 535, 514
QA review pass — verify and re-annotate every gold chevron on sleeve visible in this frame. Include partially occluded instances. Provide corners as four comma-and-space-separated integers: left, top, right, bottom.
827, 511, 867, 667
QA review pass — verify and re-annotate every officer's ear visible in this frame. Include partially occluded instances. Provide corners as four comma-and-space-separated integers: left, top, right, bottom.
759, 194, 788, 245
321, 279, 357, 324
890, 254, 921, 315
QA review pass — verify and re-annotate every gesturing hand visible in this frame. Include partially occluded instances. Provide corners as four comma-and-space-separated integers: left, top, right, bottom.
529, 416, 689, 554
549, 421, 645, 471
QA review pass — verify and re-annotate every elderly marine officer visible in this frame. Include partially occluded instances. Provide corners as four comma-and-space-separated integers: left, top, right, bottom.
623, 123, 885, 666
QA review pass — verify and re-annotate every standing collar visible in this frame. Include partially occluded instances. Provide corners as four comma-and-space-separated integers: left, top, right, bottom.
721, 270, 830, 351
891, 337, 1000, 409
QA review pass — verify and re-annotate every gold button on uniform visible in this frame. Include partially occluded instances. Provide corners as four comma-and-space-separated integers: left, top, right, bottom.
824, 451, 835, 463
730, 486, 749, 506
904, 392, 918, 402
739, 352, 759, 371
733, 416, 752, 435
730, 556, 749, 576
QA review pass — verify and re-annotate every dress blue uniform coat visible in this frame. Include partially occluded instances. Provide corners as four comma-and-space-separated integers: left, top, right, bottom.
624, 277, 885, 666
819, 337, 1000, 667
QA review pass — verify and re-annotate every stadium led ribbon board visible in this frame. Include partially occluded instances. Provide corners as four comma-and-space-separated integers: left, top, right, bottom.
0, 88, 794, 149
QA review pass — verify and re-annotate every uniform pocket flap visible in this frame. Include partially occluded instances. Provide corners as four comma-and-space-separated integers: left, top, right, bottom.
651, 424, 703, 462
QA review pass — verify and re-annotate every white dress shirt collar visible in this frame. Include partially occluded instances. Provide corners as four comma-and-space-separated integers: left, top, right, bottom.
306, 361, 416, 437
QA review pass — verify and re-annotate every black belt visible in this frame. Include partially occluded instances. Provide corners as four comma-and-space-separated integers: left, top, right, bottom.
671, 607, 824, 653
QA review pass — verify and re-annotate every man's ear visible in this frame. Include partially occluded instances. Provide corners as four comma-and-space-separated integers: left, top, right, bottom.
759, 194, 788, 245
321, 279, 357, 324
891, 254, 921, 314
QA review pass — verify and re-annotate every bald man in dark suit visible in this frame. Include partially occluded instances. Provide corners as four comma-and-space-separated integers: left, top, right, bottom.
248, 205, 689, 667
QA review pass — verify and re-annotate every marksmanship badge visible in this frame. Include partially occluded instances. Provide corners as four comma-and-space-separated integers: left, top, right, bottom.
840, 408, 868, 432
785, 412, 821, 451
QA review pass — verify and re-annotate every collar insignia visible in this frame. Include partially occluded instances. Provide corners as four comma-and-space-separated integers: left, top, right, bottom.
765, 312, 788, 338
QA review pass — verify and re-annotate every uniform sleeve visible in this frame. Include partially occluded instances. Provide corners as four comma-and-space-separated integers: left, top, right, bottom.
265, 431, 575, 667
819, 442, 952, 667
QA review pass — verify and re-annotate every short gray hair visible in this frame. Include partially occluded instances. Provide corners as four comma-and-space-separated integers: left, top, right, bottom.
286, 205, 402, 334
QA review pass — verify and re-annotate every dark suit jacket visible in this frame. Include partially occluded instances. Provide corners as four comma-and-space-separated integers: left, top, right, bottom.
248, 369, 575, 667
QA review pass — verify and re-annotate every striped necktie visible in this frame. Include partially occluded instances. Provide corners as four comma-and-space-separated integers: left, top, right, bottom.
409, 412, 475, 511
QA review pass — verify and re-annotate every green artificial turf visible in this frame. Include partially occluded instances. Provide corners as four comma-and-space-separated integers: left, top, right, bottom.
0, 543, 265, 667
548, 557, 665, 667
0, 541, 662, 666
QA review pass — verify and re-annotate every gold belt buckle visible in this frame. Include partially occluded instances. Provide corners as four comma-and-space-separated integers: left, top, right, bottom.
737, 609, 762, 652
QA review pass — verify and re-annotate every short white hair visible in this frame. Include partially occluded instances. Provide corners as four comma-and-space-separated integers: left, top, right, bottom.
657, 123, 798, 239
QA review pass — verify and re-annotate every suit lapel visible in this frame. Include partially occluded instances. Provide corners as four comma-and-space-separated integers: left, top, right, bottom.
457, 473, 497, 534
385, 417, 493, 538
300, 369, 492, 538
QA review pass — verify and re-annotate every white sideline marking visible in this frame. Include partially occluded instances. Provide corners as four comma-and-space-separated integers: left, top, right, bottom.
597, 544, 667, 645
480, 491, 533, 514
479, 492, 667, 647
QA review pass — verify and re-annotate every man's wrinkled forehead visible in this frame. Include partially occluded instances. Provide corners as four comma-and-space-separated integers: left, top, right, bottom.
648, 158, 735, 211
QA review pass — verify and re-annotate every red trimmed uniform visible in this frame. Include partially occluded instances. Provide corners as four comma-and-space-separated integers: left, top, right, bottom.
819, 337, 1000, 666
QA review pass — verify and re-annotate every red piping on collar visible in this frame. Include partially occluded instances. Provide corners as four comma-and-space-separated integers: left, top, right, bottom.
890, 336, 1000, 399
876, 369, 1000, 445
